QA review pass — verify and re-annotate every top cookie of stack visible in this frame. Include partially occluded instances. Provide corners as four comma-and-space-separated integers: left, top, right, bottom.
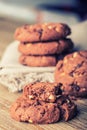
15, 23, 73, 67
15, 23, 71, 42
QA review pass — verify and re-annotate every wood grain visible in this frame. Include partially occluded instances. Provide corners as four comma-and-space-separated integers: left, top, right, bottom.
0, 18, 87, 130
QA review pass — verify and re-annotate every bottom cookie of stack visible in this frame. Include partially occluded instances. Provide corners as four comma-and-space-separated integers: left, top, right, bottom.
19, 55, 58, 67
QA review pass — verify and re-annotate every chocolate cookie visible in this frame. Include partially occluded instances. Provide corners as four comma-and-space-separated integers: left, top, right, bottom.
23, 82, 62, 103
15, 23, 71, 42
10, 96, 60, 124
56, 95, 77, 121
18, 39, 73, 55
19, 55, 57, 67
10, 89, 77, 123
55, 50, 87, 97
23, 82, 77, 121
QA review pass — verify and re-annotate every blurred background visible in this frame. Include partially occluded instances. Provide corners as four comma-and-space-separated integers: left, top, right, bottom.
0, 0, 87, 23
0, 0, 87, 58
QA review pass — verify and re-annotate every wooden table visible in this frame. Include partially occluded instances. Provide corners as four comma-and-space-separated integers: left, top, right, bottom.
0, 18, 87, 130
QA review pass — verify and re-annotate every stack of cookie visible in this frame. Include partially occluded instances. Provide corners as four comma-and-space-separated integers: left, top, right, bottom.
10, 82, 77, 124
15, 23, 74, 67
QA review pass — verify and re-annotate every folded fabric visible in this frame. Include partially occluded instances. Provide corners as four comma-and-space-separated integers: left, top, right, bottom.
0, 41, 55, 92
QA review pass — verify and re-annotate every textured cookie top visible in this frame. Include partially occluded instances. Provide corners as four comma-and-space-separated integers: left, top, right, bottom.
10, 96, 60, 124
10, 94, 77, 123
56, 95, 77, 121
23, 82, 62, 103
55, 50, 87, 97
15, 23, 71, 42
56, 50, 87, 74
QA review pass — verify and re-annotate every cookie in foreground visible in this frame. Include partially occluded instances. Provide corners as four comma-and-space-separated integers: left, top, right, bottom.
10, 96, 60, 124
10, 82, 77, 124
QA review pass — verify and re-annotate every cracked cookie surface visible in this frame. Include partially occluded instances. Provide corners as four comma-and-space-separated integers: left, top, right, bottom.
10, 82, 77, 124
10, 96, 60, 124
23, 82, 62, 103
55, 50, 87, 97
15, 23, 71, 42
18, 38, 73, 55
56, 95, 77, 121
23, 82, 77, 121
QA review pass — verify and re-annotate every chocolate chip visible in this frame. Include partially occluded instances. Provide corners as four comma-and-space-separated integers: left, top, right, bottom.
37, 29, 43, 34
55, 87, 59, 95
72, 84, 80, 91
75, 85, 80, 91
